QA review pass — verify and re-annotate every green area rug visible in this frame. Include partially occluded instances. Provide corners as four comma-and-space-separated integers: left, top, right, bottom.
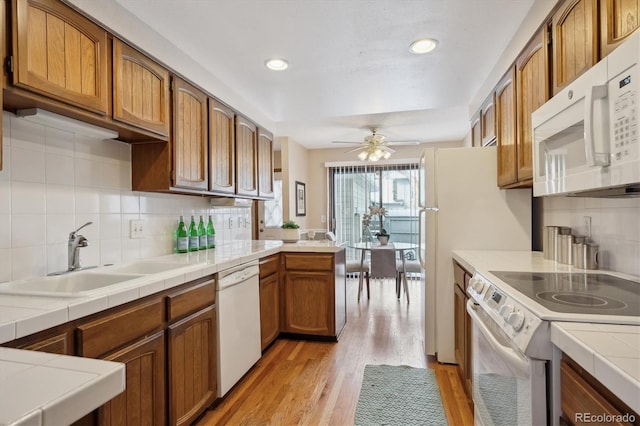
354, 364, 447, 426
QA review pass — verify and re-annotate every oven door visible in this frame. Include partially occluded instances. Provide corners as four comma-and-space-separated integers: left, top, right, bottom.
467, 300, 547, 426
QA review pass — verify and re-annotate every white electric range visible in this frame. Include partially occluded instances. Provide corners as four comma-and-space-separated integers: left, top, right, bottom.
464, 262, 639, 426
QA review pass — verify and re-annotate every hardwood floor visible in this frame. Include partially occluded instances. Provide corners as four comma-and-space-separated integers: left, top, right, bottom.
198, 278, 473, 425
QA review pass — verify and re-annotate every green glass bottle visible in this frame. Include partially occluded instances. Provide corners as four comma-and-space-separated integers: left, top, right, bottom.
176, 216, 188, 253
188, 215, 199, 252
206, 215, 216, 248
198, 215, 207, 250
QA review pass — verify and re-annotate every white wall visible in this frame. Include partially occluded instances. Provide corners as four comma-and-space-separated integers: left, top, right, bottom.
544, 196, 640, 276
280, 137, 308, 228
0, 112, 252, 282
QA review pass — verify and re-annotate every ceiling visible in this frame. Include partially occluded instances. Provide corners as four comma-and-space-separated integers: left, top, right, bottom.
113, 0, 536, 149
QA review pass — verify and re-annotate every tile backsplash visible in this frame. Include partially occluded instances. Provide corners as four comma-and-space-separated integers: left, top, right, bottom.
0, 112, 252, 282
544, 196, 640, 276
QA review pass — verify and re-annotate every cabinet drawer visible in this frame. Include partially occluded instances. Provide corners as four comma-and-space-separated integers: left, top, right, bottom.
166, 279, 215, 323
77, 298, 164, 358
260, 254, 279, 279
284, 254, 333, 272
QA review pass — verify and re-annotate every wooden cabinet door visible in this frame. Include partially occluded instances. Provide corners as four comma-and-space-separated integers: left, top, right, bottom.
283, 270, 334, 336
453, 284, 466, 375
552, 0, 599, 94
480, 93, 496, 146
259, 272, 280, 350
168, 306, 217, 426
235, 114, 258, 197
209, 98, 236, 194
516, 27, 550, 183
98, 331, 166, 426
496, 66, 518, 187
172, 77, 208, 190
257, 128, 274, 198
601, 0, 640, 57
12, 0, 109, 114
113, 39, 170, 137
470, 112, 481, 148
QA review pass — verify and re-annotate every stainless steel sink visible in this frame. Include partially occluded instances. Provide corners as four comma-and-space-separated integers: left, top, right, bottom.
0, 272, 143, 297
103, 261, 188, 275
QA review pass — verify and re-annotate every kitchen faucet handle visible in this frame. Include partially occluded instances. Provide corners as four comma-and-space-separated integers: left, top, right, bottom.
70, 221, 93, 238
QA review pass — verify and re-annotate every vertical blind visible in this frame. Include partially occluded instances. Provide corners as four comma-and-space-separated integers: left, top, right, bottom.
328, 162, 420, 261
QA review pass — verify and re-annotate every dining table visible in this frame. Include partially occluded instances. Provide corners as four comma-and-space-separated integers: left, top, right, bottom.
349, 241, 418, 303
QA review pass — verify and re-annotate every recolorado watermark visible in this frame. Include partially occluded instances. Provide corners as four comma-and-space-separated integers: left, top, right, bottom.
575, 412, 636, 423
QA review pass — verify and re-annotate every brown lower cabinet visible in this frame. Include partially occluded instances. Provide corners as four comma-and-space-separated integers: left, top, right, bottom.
453, 261, 473, 404
98, 332, 166, 426
259, 254, 280, 350
560, 356, 638, 426
168, 306, 217, 426
281, 251, 346, 339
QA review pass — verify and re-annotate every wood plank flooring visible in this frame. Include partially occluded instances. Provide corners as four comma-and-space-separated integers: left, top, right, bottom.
197, 278, 473, 425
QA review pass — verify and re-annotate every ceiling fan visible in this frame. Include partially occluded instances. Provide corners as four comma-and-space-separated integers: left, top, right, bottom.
332, 128, 419, 161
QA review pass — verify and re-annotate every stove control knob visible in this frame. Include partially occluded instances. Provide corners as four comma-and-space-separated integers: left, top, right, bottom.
470, 278, 485, 293
499, 304, 514, 320
507, 311, 525, 331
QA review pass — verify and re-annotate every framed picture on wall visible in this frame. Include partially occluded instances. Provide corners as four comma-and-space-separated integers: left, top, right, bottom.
295, 181, 306, 216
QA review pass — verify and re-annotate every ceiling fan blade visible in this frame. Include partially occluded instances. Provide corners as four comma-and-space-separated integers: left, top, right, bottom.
345, 146, 368, 153
380, 146, 396, 154
385, 140, 420, 145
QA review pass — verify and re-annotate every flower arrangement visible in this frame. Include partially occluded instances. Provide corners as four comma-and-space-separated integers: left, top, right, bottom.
361, 205, 387, 227
281, 220, 300, 229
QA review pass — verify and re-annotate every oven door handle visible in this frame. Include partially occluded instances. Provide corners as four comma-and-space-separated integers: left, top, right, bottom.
467, 300, 529, 373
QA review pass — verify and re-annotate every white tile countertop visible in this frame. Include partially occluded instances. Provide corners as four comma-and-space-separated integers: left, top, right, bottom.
0, 347, 125, 426
0, 239, 347, 425
551, 322, 640, 413
452, 250, 640, 415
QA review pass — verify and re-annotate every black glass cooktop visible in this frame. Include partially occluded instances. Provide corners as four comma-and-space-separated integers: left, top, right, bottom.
489, 271, 640, 316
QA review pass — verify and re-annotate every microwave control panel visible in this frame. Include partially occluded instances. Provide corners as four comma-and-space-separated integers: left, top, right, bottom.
612, 71, 639, 163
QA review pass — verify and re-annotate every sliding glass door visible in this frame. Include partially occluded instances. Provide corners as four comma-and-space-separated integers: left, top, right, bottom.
330, 163, 419, 261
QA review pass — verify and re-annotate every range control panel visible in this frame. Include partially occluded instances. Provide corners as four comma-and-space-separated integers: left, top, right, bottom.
467, 272, 550, 359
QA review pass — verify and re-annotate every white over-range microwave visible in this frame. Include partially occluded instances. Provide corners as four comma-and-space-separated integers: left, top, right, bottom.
532, 33, 640, 197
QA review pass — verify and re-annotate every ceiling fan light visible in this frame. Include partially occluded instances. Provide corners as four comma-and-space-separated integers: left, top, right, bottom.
409, 38, 438, 54
358, 151, 369, 161
265, 58, 289, 71
382, 151, 391, 159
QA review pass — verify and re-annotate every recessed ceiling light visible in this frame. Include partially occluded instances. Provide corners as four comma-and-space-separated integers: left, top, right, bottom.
409, 38, 438, 54
265, 58, 289, 71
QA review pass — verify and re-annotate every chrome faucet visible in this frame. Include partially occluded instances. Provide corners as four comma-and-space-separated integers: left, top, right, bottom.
68, 222, 92, 271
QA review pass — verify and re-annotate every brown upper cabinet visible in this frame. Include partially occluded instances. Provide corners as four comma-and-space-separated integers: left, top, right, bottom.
112, 38, 170, 137
1, 0, 4, 172
257, 128, 275, 198
480, 93, 496, 146
11, 0, 109, 115
235, 114, 258, 197
209, 98, 236, 195
470, 111, 481, 147
515, 26, 551, 184
601, 0, 640, 57
496, 66, 518, 187
173, 77, 208, 191
552, 0, 599, 94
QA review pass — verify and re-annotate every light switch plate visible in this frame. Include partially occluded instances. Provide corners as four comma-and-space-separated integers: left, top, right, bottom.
130, 219, 144, 239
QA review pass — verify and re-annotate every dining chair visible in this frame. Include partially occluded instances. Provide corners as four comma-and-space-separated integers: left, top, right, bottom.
396, 259, 421, 300
369, 247, 398, 296
347, 259, 370, 300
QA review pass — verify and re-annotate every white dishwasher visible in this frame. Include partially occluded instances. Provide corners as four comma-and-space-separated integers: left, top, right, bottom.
216, 260, 262, 397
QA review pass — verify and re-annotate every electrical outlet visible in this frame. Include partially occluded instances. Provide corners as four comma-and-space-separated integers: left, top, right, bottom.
130, 219, 144, 239
583, 216, 592, 237
321, 215, 326, 224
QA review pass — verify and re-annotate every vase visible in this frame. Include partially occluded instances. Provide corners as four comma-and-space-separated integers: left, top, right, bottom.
377, 235, 389, 245
281, 228, 300, 243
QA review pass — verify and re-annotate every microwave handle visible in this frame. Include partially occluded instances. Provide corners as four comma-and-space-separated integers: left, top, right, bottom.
584, 84, 610, 167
